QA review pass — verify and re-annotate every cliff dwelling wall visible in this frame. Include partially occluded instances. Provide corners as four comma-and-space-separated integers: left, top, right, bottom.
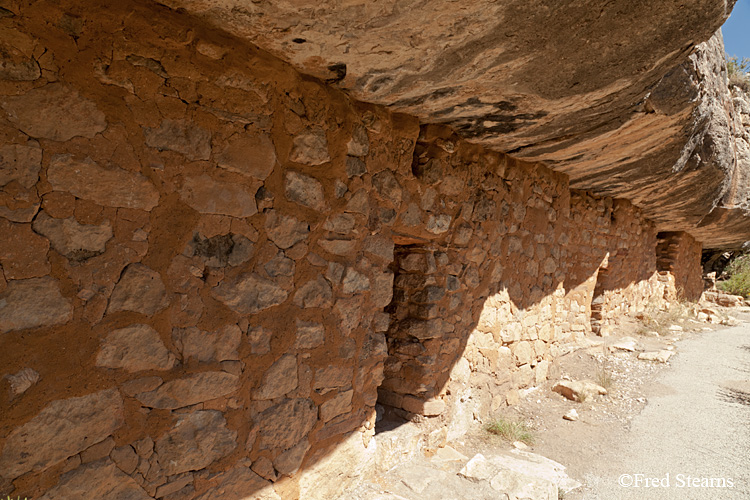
0, 2, 703, 499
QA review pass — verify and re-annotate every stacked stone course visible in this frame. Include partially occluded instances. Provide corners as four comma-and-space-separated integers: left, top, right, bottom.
0, 1, 703, 498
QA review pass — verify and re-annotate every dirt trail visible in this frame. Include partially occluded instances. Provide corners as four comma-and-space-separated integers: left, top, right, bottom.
565, 319, 750, 499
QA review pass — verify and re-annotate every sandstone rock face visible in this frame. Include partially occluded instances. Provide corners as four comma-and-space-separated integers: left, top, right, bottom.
96, 324, 176, 372
150, 0, 750, 247
155, 410, 237, 475
0, 277, 72, 331
0, 143, 42, 188
33, 211, 113, 259
0, 389, 124, 480
47, 156, 159, 211
135, 371, 239, 409
180, 174, 258, 217
1, 83, 106, 141
195, 466, 280, 500
211, 273, 288, 314
143, 119, 211, 160
39, 459, 151, 500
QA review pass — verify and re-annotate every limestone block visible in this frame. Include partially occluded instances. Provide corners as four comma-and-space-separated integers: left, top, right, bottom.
33, 211, 113, 259
143, 119, 211, 160
47, 156, 159, 210
195, 466, 280, 500
320, 389, 353, 422
96, 324, 176, 372
217, 132, 276, 180
135, 371, 239, 409
155, 410, 237, 475
108, 263, 169, 315
255, 398, 317, 450
0, 276, 72, 331
265, 211, 309, 249
0, 143, 42, 188
285, 170, 326, 211
295, 320, 325, 349
255, 354, 299, 400
289, 127, 330, 165
0, 389, 124, 479
180, 174, 257, 217
38, 459, 150, 500
211, 273, 288, 314
172, 324, 241, 362
294, 275, 333, 308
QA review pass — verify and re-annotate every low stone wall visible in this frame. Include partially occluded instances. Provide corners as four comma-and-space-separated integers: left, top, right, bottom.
0, 2, 704, 499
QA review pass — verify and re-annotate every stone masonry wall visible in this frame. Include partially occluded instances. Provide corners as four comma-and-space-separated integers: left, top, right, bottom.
0, 1, 702, 499
657, 231, 704, 301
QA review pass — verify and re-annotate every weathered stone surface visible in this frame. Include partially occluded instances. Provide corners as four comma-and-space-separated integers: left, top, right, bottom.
196, 466, 281, 500
0, 389, 124, 479
342, 268, 370, 294
0, 35, 40, 81
255, 398, 317, 450
185, 233, 255, 268
218, 132, 276, 179
0, 219, 50, 278
289, 127, 330, 165
347, 126, 369, 157
294, 275, 333, 309
108, 263, 169, 315
0, 143, 42, 188
96, 324, 176, 372
38, 459, 151, 500
47, 156, 159, 210
273, 439, 310, 476
320, 389, 353, 422
285, 170, 326, 211
248, 326, 272, 355
120, 376, 163, 397
135, 371, 239, 409
1, 83, 106, 141
155, 410, 237, 475
0, 276, 72, 331
110, 445, 139, 475
173, 324, 241, 362
143, 119, 211, 160
5, 367, 40, 396
552, 380, 607, 403
638, 350, 674, 363
211, 273, 288, 314
295, 320, 325, 349
265, 211, 309, 249
255, 354, 298, 400
33, 211, 113, 259
180, 174, 257, 217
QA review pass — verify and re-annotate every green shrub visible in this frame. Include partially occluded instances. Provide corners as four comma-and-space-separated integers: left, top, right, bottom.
727, 55, 750, 93
718, 253, 750, 297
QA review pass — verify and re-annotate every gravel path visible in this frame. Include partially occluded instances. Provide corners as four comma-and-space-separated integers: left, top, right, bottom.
571, 324, 750, 499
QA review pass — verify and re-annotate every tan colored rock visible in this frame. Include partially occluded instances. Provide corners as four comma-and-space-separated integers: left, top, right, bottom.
110, 445, 139, 475
120, 376, 163, 397
274, 439, 311, 476
155, 410, 237, 475
0, 276, 72, 332
0, 143, 42, 188
135, 371, 239, 409
108, 263, 169, 316
320, 389, 354, 422
47, 155, 159, 210
402, 395, 446, 416
638, 350, 674, 363
255, 354, 298, 400
285, 170, 327, 211
172, 324, 242, 362
143, 119, 211, 160
38, 459, 150, 500
265, 211, 310, 249
218, 132, 276, 179
1, 83, 106, 141
552, 380, 607, 403
289, 127, 330, 165
295, 320, 325, 349
80, 437, 115, 464
294, 275, 333, 309
211, 273, 288, 314
196, 466, 281, 500
313, 366, 352, 393
180, 174, 257, 217
0, 389, 124, 480
96, 324, 176, 372
4, 367, 40, 396
32, 211, 113, 259
255, 398, 317, 450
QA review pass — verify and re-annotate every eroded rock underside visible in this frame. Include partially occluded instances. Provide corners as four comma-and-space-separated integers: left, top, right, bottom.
1, 0, 749, 499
